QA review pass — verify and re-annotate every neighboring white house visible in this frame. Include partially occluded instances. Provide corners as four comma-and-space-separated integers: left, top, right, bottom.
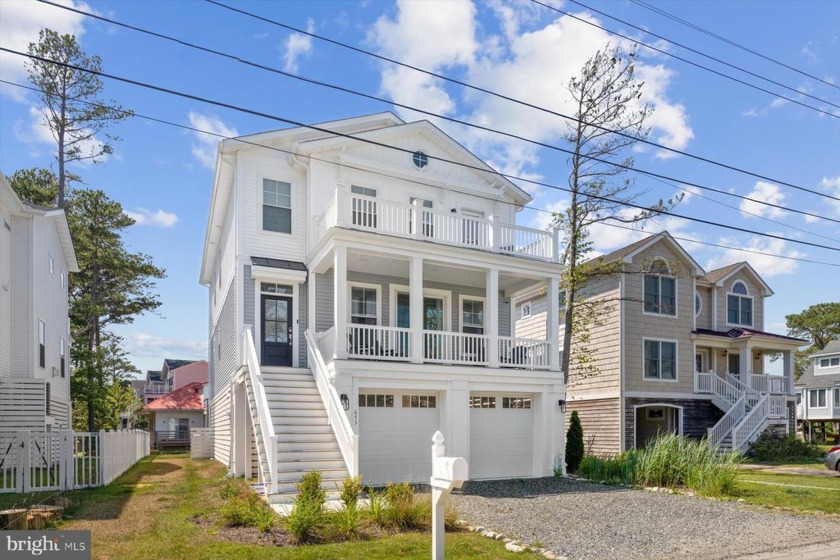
515, 232, 804, 455
796, 340, 840, 442
200, 113, 566, 501
141, 381, 207, 450
0, 172, 78, 431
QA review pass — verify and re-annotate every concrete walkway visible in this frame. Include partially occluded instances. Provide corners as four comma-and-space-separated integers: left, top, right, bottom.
727, 539, 840, 559
740, 464, 837, 478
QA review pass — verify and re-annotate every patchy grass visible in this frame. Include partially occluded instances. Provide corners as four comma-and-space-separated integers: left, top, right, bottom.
11, 455, 528, 559
731, 471, 840, 515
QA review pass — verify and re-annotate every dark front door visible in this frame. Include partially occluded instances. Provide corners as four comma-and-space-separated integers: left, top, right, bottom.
262, 295, 293, 366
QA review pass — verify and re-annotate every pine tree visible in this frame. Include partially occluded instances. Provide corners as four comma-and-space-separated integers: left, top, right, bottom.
565, 410, 585, 473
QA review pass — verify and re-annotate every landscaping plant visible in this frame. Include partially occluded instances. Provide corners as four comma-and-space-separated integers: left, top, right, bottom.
385, 483, 428, 530
749, 433, 825, 463
565, 410, 585, 473
285, 470, 327, 543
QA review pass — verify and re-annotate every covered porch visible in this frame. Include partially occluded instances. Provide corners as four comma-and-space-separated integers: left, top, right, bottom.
309, 239, 562, 372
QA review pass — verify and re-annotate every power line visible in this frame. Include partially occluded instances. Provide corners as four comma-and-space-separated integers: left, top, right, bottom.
3, 77, 836, 270
2, 51, 837, 255
24, 2, 840, 216
195, 0, 838, 198
564, 0, 840, 108
530, 0, 840, 118
629, 0, 840, 91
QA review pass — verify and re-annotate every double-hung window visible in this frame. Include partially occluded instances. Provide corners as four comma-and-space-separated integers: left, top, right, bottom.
461, 299, 484, 335
644, 339, 677, 380
809, 389, 826, 408
727, 281, 753, 326
350, 287, 378, 325
643, 262, 676, 316
263, 179, 292, 234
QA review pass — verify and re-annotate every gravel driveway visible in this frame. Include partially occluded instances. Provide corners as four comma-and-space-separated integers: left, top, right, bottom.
451, 477, 840, 560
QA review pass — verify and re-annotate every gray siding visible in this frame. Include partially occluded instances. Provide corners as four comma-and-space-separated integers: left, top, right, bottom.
299, 280, 308, 367
624, 397, 723, 451
243, 265, 255, 331
316, 268, 335, 331
210, 279, 237, 397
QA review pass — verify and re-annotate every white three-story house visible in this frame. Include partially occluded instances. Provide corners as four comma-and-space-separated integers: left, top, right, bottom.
200, 113, 566, 501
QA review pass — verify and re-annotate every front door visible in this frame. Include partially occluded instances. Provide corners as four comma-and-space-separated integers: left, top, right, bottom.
262, 295, 293, 366
728, 353, 741, 379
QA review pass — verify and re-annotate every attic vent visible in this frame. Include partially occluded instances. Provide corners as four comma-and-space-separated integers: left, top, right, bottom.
412, 151, 428, 169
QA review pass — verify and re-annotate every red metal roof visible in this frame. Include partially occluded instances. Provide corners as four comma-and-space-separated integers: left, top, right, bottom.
141, 382, 205, 411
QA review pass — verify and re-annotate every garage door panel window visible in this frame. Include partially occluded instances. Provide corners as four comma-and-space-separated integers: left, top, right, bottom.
402, 395, 437, 408
359, 394, 394, 408
469, 396, 496, 409
502, 397, 532, 409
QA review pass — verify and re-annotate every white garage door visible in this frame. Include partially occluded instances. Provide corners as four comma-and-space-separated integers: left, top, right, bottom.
470, 394, 534, 479
359, 392, 439, 485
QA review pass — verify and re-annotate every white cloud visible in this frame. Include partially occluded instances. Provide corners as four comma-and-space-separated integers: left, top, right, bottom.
123, 332, 207, 360
818, 175, 840, 216
0, 0, 92, 101
739, 181, 787, 218
186, 112, 237, 169
705, 236, 803, 277
126, 208, 179, 228
14, 105, 106, 164
282, 18, 315, 73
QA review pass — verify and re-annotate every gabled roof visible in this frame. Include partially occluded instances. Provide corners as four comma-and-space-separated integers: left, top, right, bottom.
164, 359, 196, 372
795, 362, 840, 390
811, 340, 840, 358
700, 262, 774, 296
146, 370, 162, 382
141, 382, 205, 412
693, 327, 807, 345
588, 231, 705, 277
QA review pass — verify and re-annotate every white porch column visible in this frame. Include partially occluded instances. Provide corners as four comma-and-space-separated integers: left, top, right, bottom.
308, 272, 317, 335
334, 245, 348, 359
410, 256, 424, 364
548, 277, 560, 372
739, 345, 751, 380
486, 268, 499, 368
782, 350, 795, 395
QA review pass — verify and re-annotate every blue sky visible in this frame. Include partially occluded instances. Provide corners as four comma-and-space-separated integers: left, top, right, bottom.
0, 0, 838, 377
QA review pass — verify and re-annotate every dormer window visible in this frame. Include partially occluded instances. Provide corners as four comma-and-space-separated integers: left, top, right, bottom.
727, 281, 753, 326
643, 260, 676, 316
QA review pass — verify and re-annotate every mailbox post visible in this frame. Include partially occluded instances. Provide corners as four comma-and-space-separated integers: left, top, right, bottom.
430, 431, 468, 560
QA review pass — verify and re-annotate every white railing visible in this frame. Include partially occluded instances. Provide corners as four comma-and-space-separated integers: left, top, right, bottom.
708, 395, 746, 449
768, 396, 787, 418
316, 326, 337, 361
731, 395, 770, 451
320, 190, 557, 261
695, 372, 741, 410
499, 224, 554, 260
0, 430, 148, 493
347, 324, 412, 360
144, 384, 168, 394
422, 331, 488, 365
100, 429, 150, 485
499, 337, 551, 370
725, 373, 762, 408
749, 374, 789, 395
243, 326, 278, 494
306, 330, 359, 477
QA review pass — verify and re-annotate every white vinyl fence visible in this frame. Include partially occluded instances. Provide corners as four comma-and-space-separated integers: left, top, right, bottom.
189, 428, 214, 459
0, 430, 149, 493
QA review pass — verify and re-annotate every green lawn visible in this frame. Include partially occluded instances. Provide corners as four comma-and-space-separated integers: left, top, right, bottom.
731, 470, 840, 515
4, 454, 531, 559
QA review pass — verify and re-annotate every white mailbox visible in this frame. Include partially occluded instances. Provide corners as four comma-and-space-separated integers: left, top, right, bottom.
430, 431, 468, 560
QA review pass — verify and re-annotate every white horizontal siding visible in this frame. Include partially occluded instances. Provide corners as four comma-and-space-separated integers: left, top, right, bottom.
211, 387, 232, 468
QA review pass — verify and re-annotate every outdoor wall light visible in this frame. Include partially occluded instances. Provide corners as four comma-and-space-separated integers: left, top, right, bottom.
558, 399, 567, 413
340, 394, 350, 411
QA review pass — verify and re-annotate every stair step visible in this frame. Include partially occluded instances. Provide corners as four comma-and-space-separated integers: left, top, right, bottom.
265, 398, 324, 408
274, 423, 333, 434
278, 449, 344, 461
277, 459, 347, 472
265, 392, 323, 402
261, 372, 315, 383
273, 418, 330, 428
275, 468, 349, 484
270, 407, 328, 418
276, 431, 337, 443
277, 439, 340, 450
262, 379, 316, 389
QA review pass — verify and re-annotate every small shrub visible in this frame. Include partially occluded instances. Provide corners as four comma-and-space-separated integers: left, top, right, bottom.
327, 503, 364, 540
285, 498, 323, 544
364, 487, 388, 526
385, 483, 425, 530
750, 433, 824, 463
218, 489, 262, 527
251, 504, 278, 533
338, 475, 362, 510
295, 470, 326, 509
565, 410, 584, 473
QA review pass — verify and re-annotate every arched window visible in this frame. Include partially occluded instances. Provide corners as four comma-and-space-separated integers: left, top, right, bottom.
727, 281, 753, 326
695, 292, 702, 317
643, 259, 676, 316
731, 281, 748, 295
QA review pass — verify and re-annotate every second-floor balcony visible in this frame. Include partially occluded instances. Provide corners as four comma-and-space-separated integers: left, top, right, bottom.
315, 188, 560, 262
143, 383, 168, 395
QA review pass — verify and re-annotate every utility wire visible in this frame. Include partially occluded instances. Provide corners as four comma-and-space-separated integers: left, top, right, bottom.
530, 0, 839, 118
24, 3, 840, 215
4, 78, 835, 269
565, 0, 840, 108
194, 0, 836, 197
2, 50, 837, 255
630, 0, 840, 91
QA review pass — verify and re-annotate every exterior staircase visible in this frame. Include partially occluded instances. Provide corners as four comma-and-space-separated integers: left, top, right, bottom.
696, 371, 787, 453
244, 367, 349, 504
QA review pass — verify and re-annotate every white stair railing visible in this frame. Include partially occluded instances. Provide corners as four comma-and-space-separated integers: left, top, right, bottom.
708, 395, 745, 449
243, 326, 278, 494
731, 394, 770, 451
305, 330, 359, 477
695, 371, 741, 411
725, 373, 761, 408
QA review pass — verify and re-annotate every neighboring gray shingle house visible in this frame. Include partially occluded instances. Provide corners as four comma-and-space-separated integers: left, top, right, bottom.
795, 340, 840, 441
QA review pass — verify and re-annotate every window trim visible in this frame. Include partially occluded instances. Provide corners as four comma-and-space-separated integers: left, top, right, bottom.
694, 291, 702, 318
348, 282, 381, 326
834, 388, 840, 409
388, 285, 452, 332
59, 337, 66, 378
260, 177, 293, 236
38, 319, 46, 369
412, 150, 430, 170
809, 388, 827, 409
459, 295, 486, 334
726, 280, 754, 327
642, 337, 679, 382
642, 260, 678, 319
817, 356, 840, 368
